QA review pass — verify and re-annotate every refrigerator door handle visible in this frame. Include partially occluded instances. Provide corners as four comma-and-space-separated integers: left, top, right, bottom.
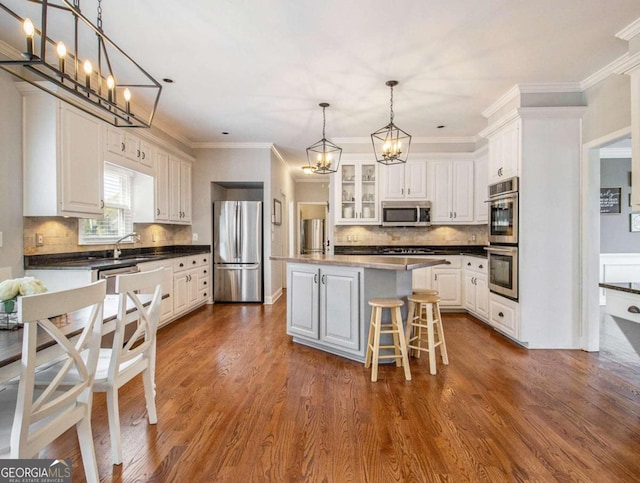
235, 202, 240, 260
215, 264, 260, 270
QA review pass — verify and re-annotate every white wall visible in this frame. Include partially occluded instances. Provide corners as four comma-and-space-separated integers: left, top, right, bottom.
0, 71, 24, 276
583, 75, 631, 145
192, 146, 294, 303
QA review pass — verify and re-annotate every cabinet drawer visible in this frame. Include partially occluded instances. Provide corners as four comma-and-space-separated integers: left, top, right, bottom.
173, 255, 209, 272
489, 295, 518, 337
199, 276, 209, 291
606, 290, 640, 324
463, 256, 487, 273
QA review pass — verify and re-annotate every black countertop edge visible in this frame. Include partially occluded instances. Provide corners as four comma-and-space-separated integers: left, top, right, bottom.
25, 245, 211, 270
334, 245, 487, 258
599, 282, 640, 295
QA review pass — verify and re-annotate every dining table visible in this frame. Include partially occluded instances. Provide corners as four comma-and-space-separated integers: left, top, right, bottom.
0, 293, 159, 384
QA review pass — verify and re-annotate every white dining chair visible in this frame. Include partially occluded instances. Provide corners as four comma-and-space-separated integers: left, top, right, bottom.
0, 280, 106, 483
97, 268, 163, 465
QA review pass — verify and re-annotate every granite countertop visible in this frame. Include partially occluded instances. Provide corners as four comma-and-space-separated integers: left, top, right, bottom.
24, 245, 211, 271
333, 245, 487, 258
270, 254, 447, 271
599, 282, 640, 295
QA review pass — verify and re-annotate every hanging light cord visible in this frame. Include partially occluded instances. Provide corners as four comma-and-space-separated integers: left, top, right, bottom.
97, 0, 103, 31
389, 84, 394, 124
322, 105, 327, 139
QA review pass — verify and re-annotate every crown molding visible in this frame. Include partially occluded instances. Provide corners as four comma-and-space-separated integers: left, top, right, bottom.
581, 53, 630, 90
478, 109, 520, 138
612, 51, 640, 75
150, 117, 193, 148
332, 135, 477, 145
482, 83, 584, 119
615, 17, 640, 41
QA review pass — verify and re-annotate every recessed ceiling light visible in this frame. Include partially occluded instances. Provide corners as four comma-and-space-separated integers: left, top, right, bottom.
222, 132, 229, 135
162, 78, 174, 83
437, 125, 445, 129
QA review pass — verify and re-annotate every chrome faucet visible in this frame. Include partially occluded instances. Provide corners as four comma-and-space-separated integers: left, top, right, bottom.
113, 232, 137, 259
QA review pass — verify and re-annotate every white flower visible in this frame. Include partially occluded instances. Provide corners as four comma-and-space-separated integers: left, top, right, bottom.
0, 277, 47, 301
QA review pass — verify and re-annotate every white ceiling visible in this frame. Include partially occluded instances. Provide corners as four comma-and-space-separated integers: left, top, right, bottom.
96, 1, 640, 175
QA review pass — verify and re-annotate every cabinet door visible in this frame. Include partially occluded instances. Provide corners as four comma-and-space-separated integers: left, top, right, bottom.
432, 269, 461, 306
475, 272, 489, 319
463, 272, 476, 311
187, 268, 199, 307
139, 140, 153, 168
474, 153, 488, 223
124, 132, 140, 162
405, 160, 428, 199
106, 127, 126, 157
180, 161, 192, 223
360, 162, 378, 222
288, 266, 320, 339
173, 272, 189, 315
382, 164, 405, 199
320, 269, 360, 350
155, 150, 170, 221
336, 162, 358, 223
169, 156, 182, 221
412, 266, 432, 291
452, 161, 474, 222
59, 106, 104, 216
429, 161, 452, 222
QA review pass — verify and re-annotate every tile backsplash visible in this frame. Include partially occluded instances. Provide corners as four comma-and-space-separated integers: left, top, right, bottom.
334, 224, 487, 246
23, 217, 192, 255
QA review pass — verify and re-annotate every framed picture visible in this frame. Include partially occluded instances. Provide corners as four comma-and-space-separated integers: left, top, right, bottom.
273, 198, 282, 225
600, 187, 622, 214
631, 213, 640, 232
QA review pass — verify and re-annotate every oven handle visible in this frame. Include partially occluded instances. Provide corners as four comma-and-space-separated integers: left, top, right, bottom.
484, 246, 517, 254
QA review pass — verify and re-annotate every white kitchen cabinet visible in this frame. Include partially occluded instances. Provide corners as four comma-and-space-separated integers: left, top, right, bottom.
173, 254, 210, 316
474, 151, 489, 223
428, 160, 474, 224
412, 265, 432, 291
154, 149, 170, 221
431, 256, 462, 307
138, 260, 174, 325
463, 256, 488, 320
106, 127, 153, 168
487, 120, 520, 183
287, 264, 360, 352
489, 293, 519, 339
21, 87, 104, 218
169, 156, 192, 223
334, 161, 379, 224
381, 160, 428, 200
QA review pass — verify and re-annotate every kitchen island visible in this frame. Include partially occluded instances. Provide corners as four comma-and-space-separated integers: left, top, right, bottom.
600, 282, 640, 324
271, 254, 446, 362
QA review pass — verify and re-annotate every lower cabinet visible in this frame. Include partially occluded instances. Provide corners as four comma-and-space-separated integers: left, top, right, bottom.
288, 264, 361, 354
137, 260, 174, 325
489, 293, 519, 339
431, 256, 462, 307
173, 254, 210, 317
463, 256, 489, 320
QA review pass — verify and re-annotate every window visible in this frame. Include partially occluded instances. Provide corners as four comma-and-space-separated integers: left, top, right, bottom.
79, 163, 134, 244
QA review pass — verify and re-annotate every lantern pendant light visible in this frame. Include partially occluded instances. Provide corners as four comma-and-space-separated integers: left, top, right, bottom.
306, 102, 342, 175
371, 80, 412, 165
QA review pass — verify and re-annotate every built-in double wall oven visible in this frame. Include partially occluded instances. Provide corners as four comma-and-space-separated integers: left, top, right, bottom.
486, 177, 519, 300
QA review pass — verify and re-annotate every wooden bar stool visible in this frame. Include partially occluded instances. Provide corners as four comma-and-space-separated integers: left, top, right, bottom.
405, 293, 449, 375
364, 298, 411, 382
412, 288, 439, 320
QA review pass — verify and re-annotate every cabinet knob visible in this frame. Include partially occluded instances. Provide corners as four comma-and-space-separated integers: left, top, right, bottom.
321, 274, 326, 284
142, 152, 146, 160
204, 270, 207, 274
407, 188, 411, 195
100, 200, 104, 209
203, 281, 207, 285
204, 292, 207, 297
137, 149, 141, 158
192, 260, 197, 264
314, 273, 318, 284
157, 208, 160, 216
498, 311, 504, 317
628, 305, 640, 314
479, 264, 483, 269
121, 142, 125, 152
467, 262, 471, 266
445, 260, 451, 265
179, 263, 184, 267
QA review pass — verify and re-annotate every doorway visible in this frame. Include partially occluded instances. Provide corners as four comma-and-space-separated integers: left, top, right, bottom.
296, 202, 329, 255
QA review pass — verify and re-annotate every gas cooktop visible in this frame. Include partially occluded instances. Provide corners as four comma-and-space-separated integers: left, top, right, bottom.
377, 247, 435, 255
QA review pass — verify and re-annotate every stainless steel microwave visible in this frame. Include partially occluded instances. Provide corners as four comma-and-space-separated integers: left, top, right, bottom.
381, 201, 431, 227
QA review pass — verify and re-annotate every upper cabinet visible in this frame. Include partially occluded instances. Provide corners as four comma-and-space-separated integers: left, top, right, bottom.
487, 120, 520, 183
169, 156, 192, 224
381, 160, 428, 200
334, 161, 379, 225
427, 159, 474, 224
474, 151, 489, 223
21, 87, 104, 218
106, 127, 153, 170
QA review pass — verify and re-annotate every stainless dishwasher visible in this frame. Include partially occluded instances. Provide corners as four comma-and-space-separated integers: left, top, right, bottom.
97, 265, 140, 294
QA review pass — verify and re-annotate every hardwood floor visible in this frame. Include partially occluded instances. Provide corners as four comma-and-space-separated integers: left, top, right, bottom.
42, 297, 640, 482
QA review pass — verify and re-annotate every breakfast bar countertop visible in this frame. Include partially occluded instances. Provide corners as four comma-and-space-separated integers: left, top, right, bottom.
270, 254, 446, 271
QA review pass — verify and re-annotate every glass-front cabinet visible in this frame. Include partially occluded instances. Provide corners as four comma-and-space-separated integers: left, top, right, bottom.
334, 161, 379, 225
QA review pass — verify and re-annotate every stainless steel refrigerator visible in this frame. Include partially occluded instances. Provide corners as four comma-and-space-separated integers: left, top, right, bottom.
213, 201, 263, 302
301, 219, 325, 254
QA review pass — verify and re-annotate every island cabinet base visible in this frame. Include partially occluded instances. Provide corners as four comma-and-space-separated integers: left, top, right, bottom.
286, 262, 413, 363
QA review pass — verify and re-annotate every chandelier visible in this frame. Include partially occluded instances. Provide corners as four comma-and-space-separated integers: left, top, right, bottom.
0, 0, 161, 128
306, 102, 342, 175
370, 80, 412, 165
